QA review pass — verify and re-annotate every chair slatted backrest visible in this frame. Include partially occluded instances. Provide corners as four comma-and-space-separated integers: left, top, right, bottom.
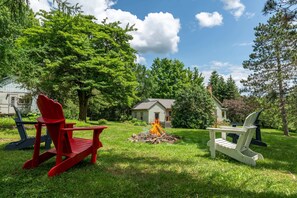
235, 112, 258, 151
37, 94, 72, 153
12, 105, 28, 140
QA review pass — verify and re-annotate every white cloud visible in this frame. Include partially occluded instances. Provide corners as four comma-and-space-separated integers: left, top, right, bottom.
221, 0, 245, 20
135, 54, 147, 65
30, 0, 51, 13
245, 12, 255, 19
129, 12, 180, 53
233, 42, 253, 47
195, 12, 223, 28
29, 0, 181, 55
198, 61, 250, 88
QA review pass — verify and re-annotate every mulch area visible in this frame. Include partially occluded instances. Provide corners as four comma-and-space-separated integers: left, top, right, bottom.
128, 132, 180, 144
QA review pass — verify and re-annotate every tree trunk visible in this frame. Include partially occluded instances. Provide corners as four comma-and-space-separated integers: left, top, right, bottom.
77, 90, 89, 121
276, 49, 289, 136
279, 94, 289, 136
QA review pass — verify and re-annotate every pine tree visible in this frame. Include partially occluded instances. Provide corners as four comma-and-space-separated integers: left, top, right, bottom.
241, 13, 297, 135
225, 75, 240, 100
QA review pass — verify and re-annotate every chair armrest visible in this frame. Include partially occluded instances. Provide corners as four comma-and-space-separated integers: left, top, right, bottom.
15, 121, 38, 125
219, 126, 235, 129
61, 126, 107, 131
37, 117, 65, 124
207, 127, 247, 135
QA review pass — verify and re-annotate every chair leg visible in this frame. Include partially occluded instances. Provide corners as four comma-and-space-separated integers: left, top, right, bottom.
208, 131, 216, 158
23, 151, 55, 169
91, 150, 97, 164
48, 147, 94, 177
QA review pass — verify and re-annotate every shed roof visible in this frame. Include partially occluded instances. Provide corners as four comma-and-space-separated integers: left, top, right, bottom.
147, 98, 175, 109
132, 101, 158, 110
132, 98, 174, 110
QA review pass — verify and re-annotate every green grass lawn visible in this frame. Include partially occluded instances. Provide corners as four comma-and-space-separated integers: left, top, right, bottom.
0, 117, 297, 197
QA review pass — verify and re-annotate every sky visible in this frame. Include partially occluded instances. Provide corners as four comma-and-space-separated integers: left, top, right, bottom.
30, 0, 270, 87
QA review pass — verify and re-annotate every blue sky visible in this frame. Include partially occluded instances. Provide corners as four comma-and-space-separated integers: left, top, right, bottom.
31, 0, 270, 86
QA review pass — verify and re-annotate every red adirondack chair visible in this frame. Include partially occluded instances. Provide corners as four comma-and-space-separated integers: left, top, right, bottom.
23, 94, 107, 177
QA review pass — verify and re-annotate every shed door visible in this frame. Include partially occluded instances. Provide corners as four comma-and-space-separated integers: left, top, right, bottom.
154, 112, 159, 120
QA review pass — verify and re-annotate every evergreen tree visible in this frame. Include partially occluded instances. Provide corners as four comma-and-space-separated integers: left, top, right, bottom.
225, 75, 240, 100
241, 13, 297, 135
263, 0, 297, 22
208, 71, 229, 102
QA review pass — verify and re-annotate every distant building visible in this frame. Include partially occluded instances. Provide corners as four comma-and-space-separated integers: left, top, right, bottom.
212, 95, 227, 123
0, 77, 37, 115
131, 97, 227, 127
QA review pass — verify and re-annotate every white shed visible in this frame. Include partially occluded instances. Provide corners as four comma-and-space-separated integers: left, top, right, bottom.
0, 77, 37, 114
131, 99, 174, 125
132, 97, 227, 126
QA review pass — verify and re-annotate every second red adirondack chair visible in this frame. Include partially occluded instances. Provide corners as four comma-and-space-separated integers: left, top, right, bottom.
23, 94, 107, 177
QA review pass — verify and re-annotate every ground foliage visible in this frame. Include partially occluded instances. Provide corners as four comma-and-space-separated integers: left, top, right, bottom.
0, 119, 297, 197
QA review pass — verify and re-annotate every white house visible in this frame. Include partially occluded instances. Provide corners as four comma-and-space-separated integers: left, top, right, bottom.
132, 99, 174, 124
0, 77, 37, 115
131, 97, 227, 127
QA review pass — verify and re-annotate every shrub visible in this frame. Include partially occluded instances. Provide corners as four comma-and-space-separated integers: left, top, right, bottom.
171, 85, 214, 129
119, 115, 133, 122
98, 119, 108, 125
133, 121, 147, 126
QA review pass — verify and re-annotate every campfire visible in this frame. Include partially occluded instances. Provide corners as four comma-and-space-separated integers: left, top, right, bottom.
149, 119, 165, 136
128, 119, 180, 144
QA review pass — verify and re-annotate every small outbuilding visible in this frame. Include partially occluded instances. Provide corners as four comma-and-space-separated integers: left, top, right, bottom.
0, 77, 36, 115
131, 97, 227, 127
131, 99, 174, 125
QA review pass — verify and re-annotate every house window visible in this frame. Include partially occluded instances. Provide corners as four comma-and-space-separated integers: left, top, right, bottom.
140, 112, 143, 120
10, 97, 16, 106
18, 97, 30, 105
222, 111, 225, 118
169, 111, 172, 116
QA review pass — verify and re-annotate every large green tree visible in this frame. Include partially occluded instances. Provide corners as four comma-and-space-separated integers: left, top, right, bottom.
241, 13, 297, 135
15, 10, 138, 121
0, 1, 36, 79
149, 58, 189, 99
171, 85, 214, 129
134, 64, 153, 101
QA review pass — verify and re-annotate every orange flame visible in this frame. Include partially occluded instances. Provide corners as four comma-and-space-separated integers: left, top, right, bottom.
150, 119, 165, 136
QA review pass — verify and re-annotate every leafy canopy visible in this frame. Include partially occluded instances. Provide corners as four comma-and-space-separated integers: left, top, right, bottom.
15, 10, 138, 120
172, 85, 214, 129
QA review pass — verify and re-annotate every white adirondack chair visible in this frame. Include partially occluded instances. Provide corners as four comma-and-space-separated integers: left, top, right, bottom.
207, 112, 264, 166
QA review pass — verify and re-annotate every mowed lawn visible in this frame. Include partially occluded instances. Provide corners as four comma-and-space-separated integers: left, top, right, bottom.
0, 117, 297, 197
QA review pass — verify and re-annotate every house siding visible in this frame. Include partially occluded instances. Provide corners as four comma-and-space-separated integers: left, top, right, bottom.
0, 79, 35, 114
148, 103, 166, 123
213, 100, 227, 122
132, 110, 149, 123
